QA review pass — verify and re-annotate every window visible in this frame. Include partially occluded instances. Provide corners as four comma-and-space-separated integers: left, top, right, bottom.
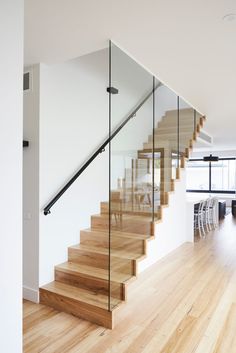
186, 160, 209, 190
211, 160, 236, 191
186, 158, 236, 194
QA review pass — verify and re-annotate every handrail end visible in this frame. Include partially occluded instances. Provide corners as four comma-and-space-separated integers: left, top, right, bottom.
44, 209, 51, 216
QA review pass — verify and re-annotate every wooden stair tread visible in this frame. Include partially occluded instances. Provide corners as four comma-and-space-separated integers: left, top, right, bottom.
92, 213, 156, 223
166, 108, 193, 114
83, 228, 152, 240
92, 213, 152, 222
41, 281, 121, 310
70, 244, 145, 260
99, 207, 161, 218
156, 126, 194, 130
56, 262, 135, 283
153, 131, 193, 136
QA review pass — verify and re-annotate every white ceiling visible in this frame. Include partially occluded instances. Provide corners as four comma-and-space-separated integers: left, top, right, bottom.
24, 0, 236, 150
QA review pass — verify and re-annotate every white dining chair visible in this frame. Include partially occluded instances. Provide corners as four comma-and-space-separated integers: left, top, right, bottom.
211, 198, 218, 229
194, 199, 207, 237
205, 197, 213, 231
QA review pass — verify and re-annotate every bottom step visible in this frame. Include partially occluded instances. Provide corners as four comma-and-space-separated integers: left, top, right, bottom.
40, 281, 122, 329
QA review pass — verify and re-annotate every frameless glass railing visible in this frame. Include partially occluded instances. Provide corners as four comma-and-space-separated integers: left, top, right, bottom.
108, 41, 203, 310
43, 40, 204, 315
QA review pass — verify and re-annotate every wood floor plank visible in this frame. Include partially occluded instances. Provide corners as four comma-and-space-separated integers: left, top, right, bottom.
193, 272, 236, 353
23, 306, 57, 333
213, 303, 236, 353
24, 312, 81, 353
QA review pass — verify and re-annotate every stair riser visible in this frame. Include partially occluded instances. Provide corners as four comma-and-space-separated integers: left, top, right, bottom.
164, 117, 195, 123
165, 108, 194, 115
122, 177, 173, 184
100, 200, 159, 210
125, 169, 169, 174
160, 182, 174, 192
151, 136, 193, 144
111, 191, 121, 200
160, 113, 195, 119
158, 121, 197, 128
80, 230, 145, 254
102, 190, 168, 203
137, 151, 172, 162
144, 138, 190, 145
143, 143, 189, 152
158, 120, 203, 129
150, 137, 192, 144
148, 136, 192, 144
91, 215, 152, 235
55, 269, 125, 300
153, 131, 193, 136
156, 127, 194, 134
100, 203, 162, 220
145, 141, 193, 151
161, 192, 169, 204
40, 288, 114, 329
68, 247, 136, 275
127, 163, 172, 168
100, 202, 122, 215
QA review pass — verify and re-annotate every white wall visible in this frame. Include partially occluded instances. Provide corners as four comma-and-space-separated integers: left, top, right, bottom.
111, 43, 153, 151
139, 170, 187, 273
23, 65, 40, 302
155, 84, 190, 121
39, 50, 110, 286
0, 1, 23, 352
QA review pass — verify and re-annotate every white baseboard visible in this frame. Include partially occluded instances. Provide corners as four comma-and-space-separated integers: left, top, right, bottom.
23, 285, 39, 303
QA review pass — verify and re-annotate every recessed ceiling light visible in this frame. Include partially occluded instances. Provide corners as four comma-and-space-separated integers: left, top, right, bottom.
223, 13, 236, 22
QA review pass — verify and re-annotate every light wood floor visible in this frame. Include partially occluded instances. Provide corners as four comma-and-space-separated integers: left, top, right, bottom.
23, 215, 236, 353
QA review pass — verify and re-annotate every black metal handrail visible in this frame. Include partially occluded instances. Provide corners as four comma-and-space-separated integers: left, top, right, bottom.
43, 82, 162, 215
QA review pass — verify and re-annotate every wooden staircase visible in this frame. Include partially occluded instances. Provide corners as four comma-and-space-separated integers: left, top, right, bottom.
40, 108, 206, 329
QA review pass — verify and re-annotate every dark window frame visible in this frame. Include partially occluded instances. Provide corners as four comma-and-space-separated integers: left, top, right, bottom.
186, 157, 236, 194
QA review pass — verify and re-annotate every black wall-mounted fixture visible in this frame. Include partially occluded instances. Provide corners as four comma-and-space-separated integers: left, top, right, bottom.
23, 140, 29, 147
203, 154, 219, 162
106, 87, 119, 94
23, 72, 30, 91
